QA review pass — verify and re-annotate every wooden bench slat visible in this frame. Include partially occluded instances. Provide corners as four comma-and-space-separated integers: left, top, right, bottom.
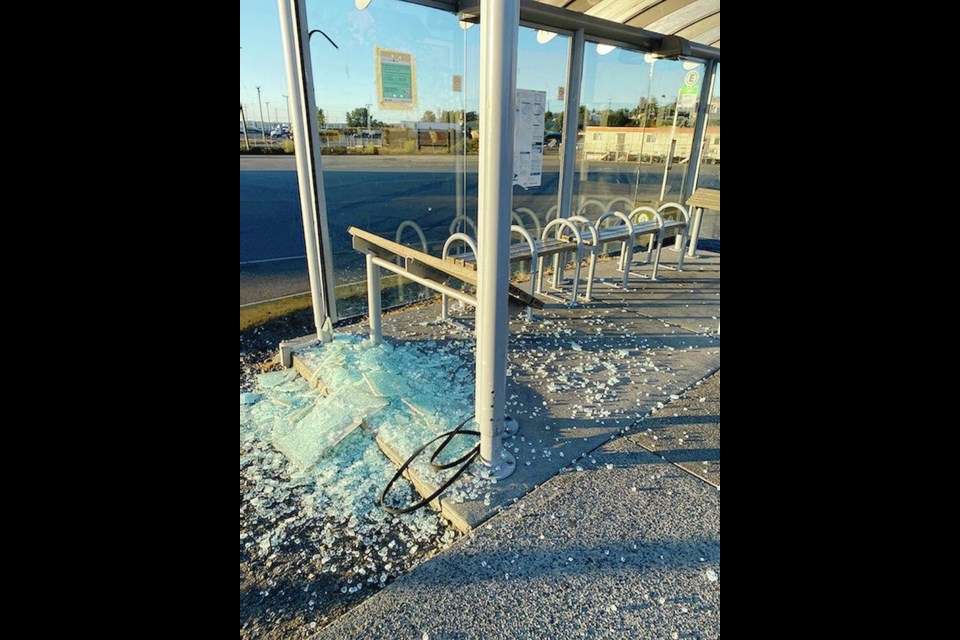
687, 187, 720, 210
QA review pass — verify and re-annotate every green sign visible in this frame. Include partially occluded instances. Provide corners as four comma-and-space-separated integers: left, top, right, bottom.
376, 47, 417, 110
679, 85, 698, 109
382, 62, 412, 100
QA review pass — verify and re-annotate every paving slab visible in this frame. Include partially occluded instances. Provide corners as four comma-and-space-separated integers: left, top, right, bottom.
629, 372, 720, 488
314, 434, 720, 640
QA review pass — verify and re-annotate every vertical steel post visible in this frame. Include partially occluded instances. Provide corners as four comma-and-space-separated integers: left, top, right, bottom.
552, 29, 585, 288
683, 59, 717, 257
455, 126, 465, 221
660, 86, 681, 202
277, 0, 339, 339
475, 0, 519, 479
366, 254, 381, 344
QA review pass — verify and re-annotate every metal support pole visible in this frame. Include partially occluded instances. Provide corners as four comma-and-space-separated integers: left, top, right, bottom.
553, 28, 584, 288
455, 125, 465, 221
366, 254, 381, 344
659, 87, 681, 202
475, 0, 519, 480
240, 105, 250, 151
683, 60, 717, 257
277, 0, 338, 341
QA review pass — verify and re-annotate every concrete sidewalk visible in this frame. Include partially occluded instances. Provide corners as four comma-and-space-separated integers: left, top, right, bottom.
311, 248, 720, 532
315, 373, 720, 640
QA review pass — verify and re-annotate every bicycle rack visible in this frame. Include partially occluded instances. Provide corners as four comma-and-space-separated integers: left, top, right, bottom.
568, 215, 599, 302
440, 232, 479, 321
538, 218, 584, 307
657, 201, 691, 271
510, 224, 539, 320
395, 220, 430, 302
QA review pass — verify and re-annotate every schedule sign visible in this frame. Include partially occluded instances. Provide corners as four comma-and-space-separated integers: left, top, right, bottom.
375, 47, 418, 110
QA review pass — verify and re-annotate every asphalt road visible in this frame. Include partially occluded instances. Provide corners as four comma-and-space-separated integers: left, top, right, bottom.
239, 155, 719, 306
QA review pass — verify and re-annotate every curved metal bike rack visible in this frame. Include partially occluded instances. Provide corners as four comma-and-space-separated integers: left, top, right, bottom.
627, 205, 659, 261
513, 207, 542, 238
628, 206, 667, 281
568, 215, 599, 302
657, 201, 691, 271
440, 232, 479, 321
606, 197, 634, 213
510, 225, 538, 320
539, 218, 584, 306
576, 199, 607, 218
395, 220, 430, 302
596, 210, 636, 286
601, 198, 635, 254
448, 214, 478, 239
544, 204, 559, 223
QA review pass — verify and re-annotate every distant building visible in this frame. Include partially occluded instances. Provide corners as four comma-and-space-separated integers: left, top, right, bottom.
400, 121, 459, 131
582, 126, 720, 163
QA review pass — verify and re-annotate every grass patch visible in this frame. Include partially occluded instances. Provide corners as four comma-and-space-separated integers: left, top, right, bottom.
240, 293, 313, 331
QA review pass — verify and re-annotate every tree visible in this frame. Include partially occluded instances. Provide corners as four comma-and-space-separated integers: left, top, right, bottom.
577, 105, 588, 130
465, 111, 478, 123
545, 110, 561, 131
317, 108, 326, 128
438, 109, 468, 124
601, 108, 634, 127
645, 98, 660, 127
346, 107, 369, 128
422, 110, 437, 123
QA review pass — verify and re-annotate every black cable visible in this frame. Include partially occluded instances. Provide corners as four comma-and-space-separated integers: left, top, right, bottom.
380, 415, 479, 515
307, 29, 338, 49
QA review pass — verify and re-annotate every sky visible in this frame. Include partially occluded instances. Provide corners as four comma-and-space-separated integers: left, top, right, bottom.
239, 0, 717, 126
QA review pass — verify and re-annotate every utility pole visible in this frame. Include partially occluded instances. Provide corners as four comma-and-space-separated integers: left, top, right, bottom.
256, 86, 266, 141
240, 104, 250, 151
283, 94, 290, 125
365, 102, 371, 149
266, 101, 271, 131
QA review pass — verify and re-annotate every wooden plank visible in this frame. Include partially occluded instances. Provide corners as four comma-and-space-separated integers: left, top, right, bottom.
350, 226, 478, 280
406, 257, 450, 284
348, 226, 543, 309
687, 187, 720, 210
689, 194, 720, 203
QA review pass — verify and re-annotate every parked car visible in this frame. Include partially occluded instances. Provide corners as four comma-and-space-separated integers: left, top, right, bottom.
269, 125, 292, 139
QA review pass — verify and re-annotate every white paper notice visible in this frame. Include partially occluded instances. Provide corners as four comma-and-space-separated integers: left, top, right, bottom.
513, 89, 546, 188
